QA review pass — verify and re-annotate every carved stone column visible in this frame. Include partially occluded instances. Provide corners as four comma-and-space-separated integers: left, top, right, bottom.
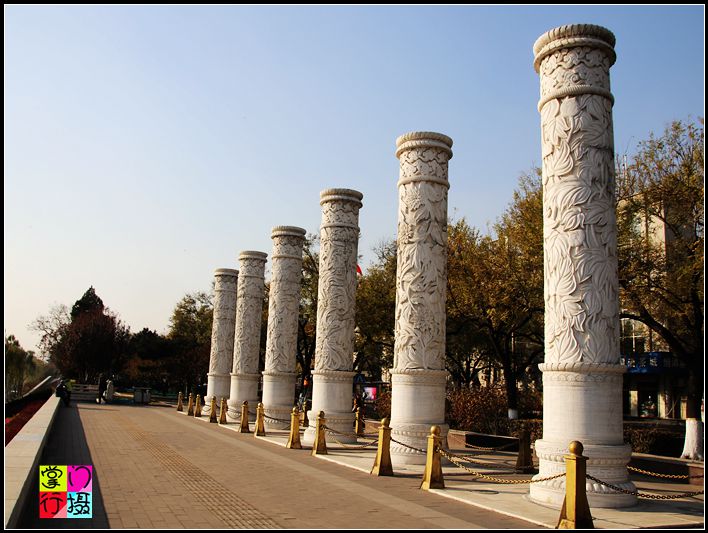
261, 226, 306, 429
228, 251, 268, 421
205, 268, 239, 411
303, 189, 363, 446
389, 132, 452, 465
529, 24, 636, 508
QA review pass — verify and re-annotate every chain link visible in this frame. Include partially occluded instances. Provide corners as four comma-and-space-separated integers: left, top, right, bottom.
627, 465, 704, 480
322, 425, 378, 442
441, 449, 522, 473
439, 449, 564, 484
586, 474, 705, 500
390, 437, 427, 455
323, 429, 380, 449
263, 413, 292, 424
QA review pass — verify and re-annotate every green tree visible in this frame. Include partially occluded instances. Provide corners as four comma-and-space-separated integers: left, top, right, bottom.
296, 234, 319, 380
167, 291, 213, 394
354, 240, 397, 378
617, 118, 704, 459
5, 335, 37, 401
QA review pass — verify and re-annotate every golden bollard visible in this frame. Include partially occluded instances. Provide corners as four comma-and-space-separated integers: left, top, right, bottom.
239, 401, 250, 433
209, 396, 218, 423
286, 407, 302, 449
370, 417, 394, 476
557, 441, 593, 529
177, 392, 184, 412
219, 398, 227, 424
420, 425, 444, 490
311, 411, 328, 456
186, 393, 194, 416
255, 402, 266, 436
515, 429, 534, 473
302, 399, 309, 428
355, 407, 365, 436
194, 395, 202, 417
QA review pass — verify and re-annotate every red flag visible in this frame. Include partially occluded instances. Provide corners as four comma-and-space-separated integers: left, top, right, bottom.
356, 264, 362, 275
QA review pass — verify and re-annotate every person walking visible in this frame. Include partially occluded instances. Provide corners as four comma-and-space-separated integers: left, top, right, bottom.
97, 374, 108, 404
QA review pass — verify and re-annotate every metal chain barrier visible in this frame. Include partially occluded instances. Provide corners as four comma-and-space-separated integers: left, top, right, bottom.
586, 474, 705, 500
390, 437, 427, 455
323, 425, 378, 443
226, 409, 257, 420
441, 449, 522, 473
439, 448, 565, 484
323, 428, 380, 449
627, 465, 704, 480
465, 441, 519, 452
263, 413, 292, 425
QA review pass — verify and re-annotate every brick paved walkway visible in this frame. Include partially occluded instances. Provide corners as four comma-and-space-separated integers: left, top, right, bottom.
17, 402, 536, 529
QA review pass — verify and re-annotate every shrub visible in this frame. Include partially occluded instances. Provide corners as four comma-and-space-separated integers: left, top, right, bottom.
374, 390, 391, 420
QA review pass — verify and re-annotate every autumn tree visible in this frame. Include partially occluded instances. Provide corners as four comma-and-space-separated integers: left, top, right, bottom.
617, 118, 704, 459
32, 287, 130, 382
446, 172, 544, 417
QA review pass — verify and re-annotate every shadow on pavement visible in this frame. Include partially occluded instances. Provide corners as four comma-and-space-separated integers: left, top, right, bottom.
16, 404, 109, 528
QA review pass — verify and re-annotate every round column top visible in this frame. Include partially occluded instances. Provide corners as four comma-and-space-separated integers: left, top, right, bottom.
319, 188, 363, 206
395, 131, 453, 159
214, 268, 239, 277
238, 250, 268, 261
533, 23, 616, 73
271, 226, 307, 239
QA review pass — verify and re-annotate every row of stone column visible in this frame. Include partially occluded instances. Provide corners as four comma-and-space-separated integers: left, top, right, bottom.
203, 22, 631, 510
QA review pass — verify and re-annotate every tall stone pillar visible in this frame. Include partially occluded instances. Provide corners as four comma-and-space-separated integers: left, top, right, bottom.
261, 226, 306, 429
389, 132, 452, 465
303, 189, 363, 446
529, 24, 636, 508
228, 251, 268, 420
205, 268, 239, 410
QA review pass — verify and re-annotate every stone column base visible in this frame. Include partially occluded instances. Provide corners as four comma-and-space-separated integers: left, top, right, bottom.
529, 439, 637, 508
261, 371, 297, 429
228, 373, 260, 421
205, 372, 230, 414
303, 370, 357, 445
390, 369, 448, 465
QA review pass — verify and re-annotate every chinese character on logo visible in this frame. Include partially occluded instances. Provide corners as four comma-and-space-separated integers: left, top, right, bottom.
67, 492, 92, 518
39, 492, 67, 518
39, 465, 67, 492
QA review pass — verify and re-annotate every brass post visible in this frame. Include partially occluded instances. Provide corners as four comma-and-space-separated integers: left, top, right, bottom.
311, 411, 328, 456
239, 401, 250, 433
557, 441, 594, 529
420, 425, 444, 490
219, 397, 227, 424
186, 393, 194, 416
209, 396, 218, 423
255, 402, 266, 436
302, 399, 309, 428
286, 407, 302, 449
371, 417, 394, 476
177, 392, 184, 411
194, 395, 202, 417
516, 429, 535, 473
355, 407, 365, 436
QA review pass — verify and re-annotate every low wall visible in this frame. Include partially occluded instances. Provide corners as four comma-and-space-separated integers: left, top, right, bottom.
4, 395, 62, 528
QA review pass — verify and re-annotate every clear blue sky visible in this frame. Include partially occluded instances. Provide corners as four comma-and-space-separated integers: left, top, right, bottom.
5, 5, 704, 354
